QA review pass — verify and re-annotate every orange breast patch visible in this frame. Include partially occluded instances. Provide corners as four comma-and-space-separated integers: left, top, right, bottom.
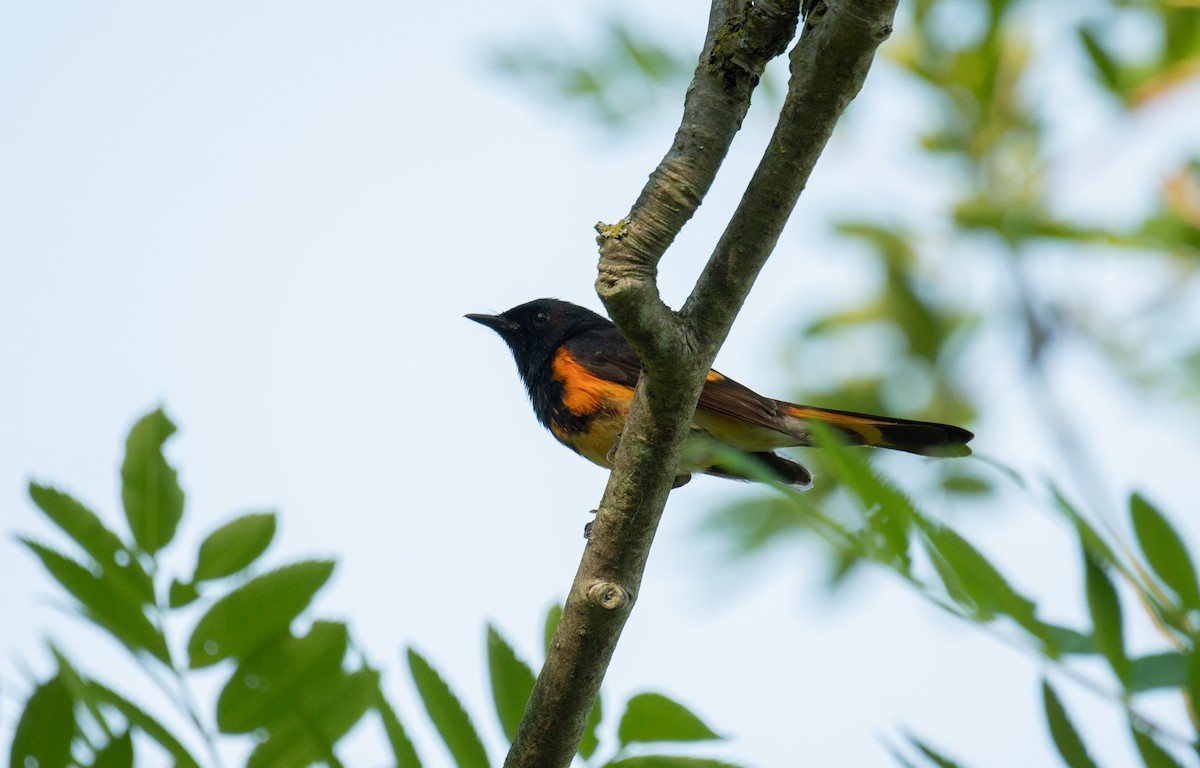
551, 348, 634, 417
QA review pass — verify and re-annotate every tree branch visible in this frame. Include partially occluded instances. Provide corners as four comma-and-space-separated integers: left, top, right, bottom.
503, 3, 897, 767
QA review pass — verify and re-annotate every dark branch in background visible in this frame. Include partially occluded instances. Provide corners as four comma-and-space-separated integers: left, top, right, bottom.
502, 2, 898, 767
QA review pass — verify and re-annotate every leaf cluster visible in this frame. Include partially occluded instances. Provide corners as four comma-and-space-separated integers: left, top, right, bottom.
735, 431, 1200, 767
10, 408, 752, 768
11, 409, 387, 768
405, 605, 736, 768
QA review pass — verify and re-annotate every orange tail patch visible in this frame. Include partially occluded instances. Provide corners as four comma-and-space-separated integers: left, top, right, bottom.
782, 404, 972, 457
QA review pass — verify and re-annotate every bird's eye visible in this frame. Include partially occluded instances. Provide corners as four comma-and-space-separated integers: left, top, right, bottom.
533, 311, 550, 325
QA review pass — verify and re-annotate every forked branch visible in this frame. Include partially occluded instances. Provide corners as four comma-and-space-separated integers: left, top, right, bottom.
503, 3, 898, 767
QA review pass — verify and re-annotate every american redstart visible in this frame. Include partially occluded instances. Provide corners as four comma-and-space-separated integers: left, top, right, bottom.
467, 298, 972, 487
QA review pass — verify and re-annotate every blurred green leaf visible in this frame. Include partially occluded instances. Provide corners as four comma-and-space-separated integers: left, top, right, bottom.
1129, 492, 1200, 611
1129, 652, 1187, 693
701, 495, 811, 557
28, 483, 153, 605
216, 620, 348, 733
10, 674, 75, 768
245, 667, 379, 768
940, 471, 992, 496
20, 539, 170, 663
1041, 681, 1098, 768
73, 680, 199, 767
809, 423, 916, 572
168, 578, 200, 609
906, 731, 968, 768
489, 18, 692, 129
1084, 551, 1129, 687
90, 731, 134, 768
188, 560, 335, 668
1042, 624, 1093, 656
617, 692, 721, 746
375, 683, 424, 768
914, 518, 1046, 647
51, 649, 200, 768
1050, 486, 1125, 577
194, 512, 277, 582
487, 624, 537, 742
407, 647, 490, 768
50, 647, 112, 746
1187, 641, 1200, 724
611, 21, 683, 82
121, 408, 185, 555
883, 740, 925, 768
1078, 26, 1123, 94
1131, 722, 1187, 768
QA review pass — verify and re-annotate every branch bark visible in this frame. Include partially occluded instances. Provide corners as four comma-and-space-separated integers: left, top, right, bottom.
503, 3, 898, 766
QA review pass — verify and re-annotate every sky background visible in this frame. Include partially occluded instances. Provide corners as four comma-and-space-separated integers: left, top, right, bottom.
3, 2, 1199, 766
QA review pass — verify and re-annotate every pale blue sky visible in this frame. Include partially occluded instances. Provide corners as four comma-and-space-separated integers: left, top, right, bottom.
3, 2, 1198, 766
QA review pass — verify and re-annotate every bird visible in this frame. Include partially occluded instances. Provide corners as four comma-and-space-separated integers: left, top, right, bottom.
466, 298, 972, 487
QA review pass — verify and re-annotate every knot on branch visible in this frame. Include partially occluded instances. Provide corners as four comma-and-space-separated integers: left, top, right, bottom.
595, 219, 628, 242
585, 581, 633, 612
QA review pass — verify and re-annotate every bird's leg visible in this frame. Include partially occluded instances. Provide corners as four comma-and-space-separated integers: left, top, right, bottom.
605, 432, 622, 465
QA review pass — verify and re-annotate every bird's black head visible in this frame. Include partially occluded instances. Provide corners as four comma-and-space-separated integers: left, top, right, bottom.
465, 298, 612, 384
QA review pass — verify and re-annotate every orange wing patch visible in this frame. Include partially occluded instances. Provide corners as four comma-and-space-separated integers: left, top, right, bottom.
552, 348, 635, 416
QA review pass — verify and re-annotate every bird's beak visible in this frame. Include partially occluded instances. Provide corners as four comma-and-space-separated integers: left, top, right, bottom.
465, 313, 518, 334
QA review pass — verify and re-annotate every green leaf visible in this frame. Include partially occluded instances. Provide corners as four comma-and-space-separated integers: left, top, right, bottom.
52, 651, 200, 768
21, 539, 170, 663
216, 621, 349, 733
882, 740, 924, 768
1084, 551, 1129, 687
246, 668, 379, 768
1050, 486, 1123, 571
809, 423, 916, 571
1042, 624, 1093, 656
1129, 652, 1187, 693
90, 731, 134, 768
50, 648, 113, 745
603, 758, 744, 768
617, 692, 721, 746
86, 684, 197, 766
1131, 723, 1186, 768
407, 647, 490, 768
194, 512, 277, 582
940, 472, 992, 496
375, 681, 424, 768
915, 519, 1046, 646
1041, 681, 1098, 768
487, 624, 537, 742
1078, 25, 1123, 94
168, 578, 200, 609
1186, 641, 1200, 722
1129, 493, 1200, 611
10, 674, 76, 768
905, 732, 967, 768
188, 560, 335, 668
28, 483, 153, 604
121, 408, 185, 555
